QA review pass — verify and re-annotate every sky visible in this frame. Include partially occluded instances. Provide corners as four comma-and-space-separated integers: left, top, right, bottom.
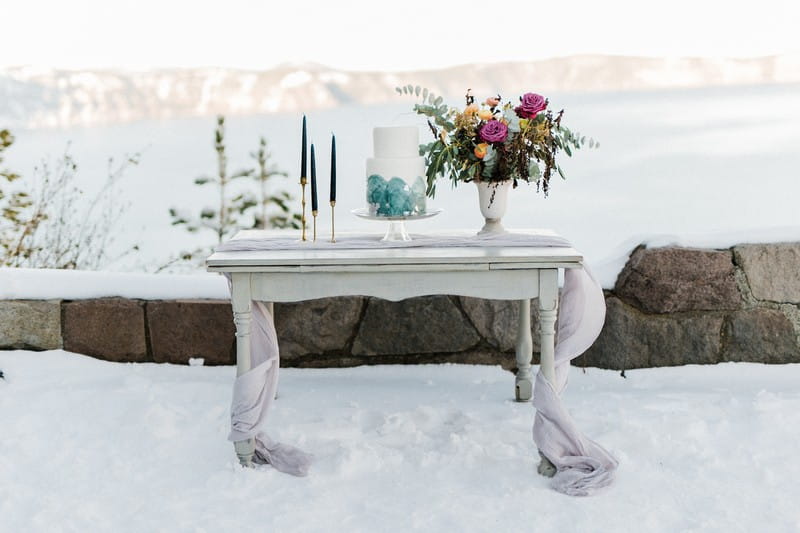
3, 0, 799, 71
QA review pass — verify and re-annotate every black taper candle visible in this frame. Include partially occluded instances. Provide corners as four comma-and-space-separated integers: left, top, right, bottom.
301, 115, 307, 178
330, 134, 336, 202
310, 144, 318, 212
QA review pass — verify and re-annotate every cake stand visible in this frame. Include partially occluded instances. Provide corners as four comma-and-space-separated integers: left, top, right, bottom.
352, 207, 443, 241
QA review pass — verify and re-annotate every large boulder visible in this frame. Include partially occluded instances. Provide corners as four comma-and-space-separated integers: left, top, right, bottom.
722, 308, 798, 364
458, 297, 541, 353
0, 300, 62, 350
734, 243, 800, 304
615, 246, 741, 313
582, 297, 723, 369
275, 297, 366, 362
146, 300, 235, 365
63, 298, 147, 362
352, 296, 480, 356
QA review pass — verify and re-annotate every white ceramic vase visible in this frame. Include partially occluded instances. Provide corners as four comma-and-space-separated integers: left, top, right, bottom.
475, 180, 511, 235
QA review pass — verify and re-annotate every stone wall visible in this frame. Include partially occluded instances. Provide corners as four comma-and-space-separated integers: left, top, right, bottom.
2, 242, 799, 369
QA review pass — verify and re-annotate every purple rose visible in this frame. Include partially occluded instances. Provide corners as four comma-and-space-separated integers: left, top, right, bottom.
479, 120, 509, 143
514, 92, 547, 119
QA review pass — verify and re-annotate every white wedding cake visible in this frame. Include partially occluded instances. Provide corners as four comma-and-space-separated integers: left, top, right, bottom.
366, 126, 427, 216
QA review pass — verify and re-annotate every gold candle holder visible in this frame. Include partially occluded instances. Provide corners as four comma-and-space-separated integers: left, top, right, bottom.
312, 210, 318, 242
330, 200, 336, 243
300, 176, 307, 241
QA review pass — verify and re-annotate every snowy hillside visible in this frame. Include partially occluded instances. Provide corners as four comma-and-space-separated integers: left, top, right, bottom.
2, 54, 800, 129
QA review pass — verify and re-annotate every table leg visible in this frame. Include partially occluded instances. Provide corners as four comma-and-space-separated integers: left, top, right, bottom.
231, 273, 255, 467
515, 299, 534, 401
538, 269, 559, 385
534, 270, 560, 477
265, 301, 279, 401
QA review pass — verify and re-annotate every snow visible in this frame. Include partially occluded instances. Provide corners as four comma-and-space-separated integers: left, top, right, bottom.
1, 350, 799, 531
2, 223, 799, 302
0, 267, 228, 300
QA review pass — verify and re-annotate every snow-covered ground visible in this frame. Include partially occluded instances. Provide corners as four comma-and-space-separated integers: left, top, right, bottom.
1, 350, 799, 532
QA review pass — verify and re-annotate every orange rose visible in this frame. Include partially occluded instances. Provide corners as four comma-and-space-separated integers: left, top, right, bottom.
464, 104, 479, 115
477, 109, 493, 121
474, 143, 489, 159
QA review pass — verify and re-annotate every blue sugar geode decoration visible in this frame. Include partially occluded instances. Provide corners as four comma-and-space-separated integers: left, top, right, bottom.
412, 176, 427, 213
367, 174, 387, 206
382, 177, 414, 216
367, 174, 426, 216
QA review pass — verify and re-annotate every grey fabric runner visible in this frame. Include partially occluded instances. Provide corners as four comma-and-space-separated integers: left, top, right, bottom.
215, 230, 572, 252
217, 230, 617, 494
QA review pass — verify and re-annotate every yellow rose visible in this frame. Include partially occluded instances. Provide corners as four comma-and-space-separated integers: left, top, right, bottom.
474, 143, 489, 159
464, 104, 479, 115
519, 119, 530, 130
477, 109, 493, 121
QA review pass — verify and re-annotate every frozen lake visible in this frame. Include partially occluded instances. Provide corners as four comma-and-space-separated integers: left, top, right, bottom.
5, 83, 800, 279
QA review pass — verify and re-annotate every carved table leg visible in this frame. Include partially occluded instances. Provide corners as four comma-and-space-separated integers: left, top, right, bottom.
538, 269, 559, 385
515, 298, 533, 402
537, 269, 559, 476
231, 273, 255, 467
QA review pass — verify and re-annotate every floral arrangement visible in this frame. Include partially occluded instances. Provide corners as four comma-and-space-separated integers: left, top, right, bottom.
396, 85, 596, 197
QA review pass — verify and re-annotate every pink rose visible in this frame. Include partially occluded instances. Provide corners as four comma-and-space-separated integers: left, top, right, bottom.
515, 92, 547, 119
479, 120, 508, 143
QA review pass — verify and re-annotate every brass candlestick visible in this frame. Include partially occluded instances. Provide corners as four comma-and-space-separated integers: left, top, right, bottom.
330, 200, 336, 243
300, 176, 307, 241
312, 210, 318, 242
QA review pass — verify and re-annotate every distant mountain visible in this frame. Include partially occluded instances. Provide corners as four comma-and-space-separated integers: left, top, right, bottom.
2, 55, 799, 129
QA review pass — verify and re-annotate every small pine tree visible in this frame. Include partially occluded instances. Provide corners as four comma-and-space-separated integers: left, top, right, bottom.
170, 115, 254, 244
0, 129, 37, 263
166, 116, 299, 269
250, 136, 300, 230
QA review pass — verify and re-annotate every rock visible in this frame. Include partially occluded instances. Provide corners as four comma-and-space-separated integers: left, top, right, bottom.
734, 243, 800, 304
63, 298, 147, 362
274, 297, 365, 361
281, 349, 517, 370
146, 300, 235, 365
458, 297, 541, 353
582, 297, 723, 369
722, 308, 798, 364
352, 296, 480, 356
615, 246, 741, 313
0, 300, 62, 350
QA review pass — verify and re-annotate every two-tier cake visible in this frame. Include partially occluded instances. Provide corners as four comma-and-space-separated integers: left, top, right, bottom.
366, 126, 427, 216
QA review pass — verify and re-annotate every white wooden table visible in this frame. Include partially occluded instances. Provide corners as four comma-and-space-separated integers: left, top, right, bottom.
207, 231, 583, 405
